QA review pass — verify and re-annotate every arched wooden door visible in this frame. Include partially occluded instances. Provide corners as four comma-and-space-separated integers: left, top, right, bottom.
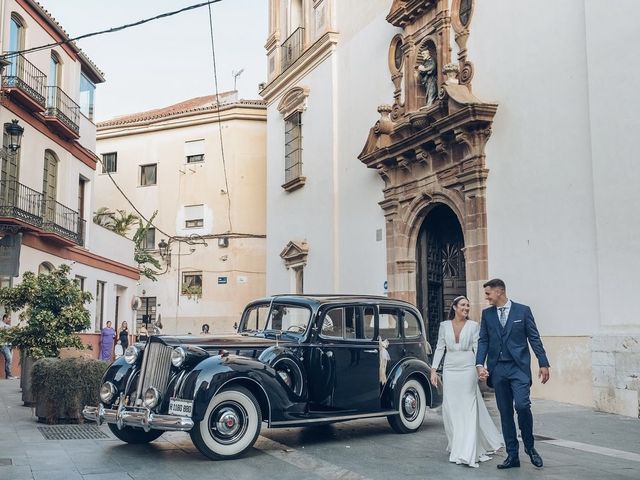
416, 204, 467, 349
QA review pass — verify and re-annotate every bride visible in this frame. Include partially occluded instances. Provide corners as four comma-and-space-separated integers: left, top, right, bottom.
430, 295, 503, 467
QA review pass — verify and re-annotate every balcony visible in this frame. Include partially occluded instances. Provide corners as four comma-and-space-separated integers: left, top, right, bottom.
42, 199, 85, 246
0, 180, 43, 230
281, 27, 305, 71
0, 54, 47, 112
44, 86, 80, 139
0, 180, 85, 245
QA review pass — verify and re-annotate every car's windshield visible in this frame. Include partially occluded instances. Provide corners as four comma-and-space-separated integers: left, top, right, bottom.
240, 303, 311, 334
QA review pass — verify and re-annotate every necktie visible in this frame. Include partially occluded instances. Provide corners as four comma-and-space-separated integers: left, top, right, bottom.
499, 307, 507, 327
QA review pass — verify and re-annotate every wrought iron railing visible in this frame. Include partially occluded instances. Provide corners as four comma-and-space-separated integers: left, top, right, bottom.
46, 86, 80, 134
1, 53, 47, 108
281, 27, 305, 71
42, 198, 85, 244
0, 180, 43, 228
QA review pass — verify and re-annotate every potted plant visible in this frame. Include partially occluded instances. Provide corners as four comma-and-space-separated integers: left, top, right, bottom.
31, 357, 108, 423
0, 264, 92, 405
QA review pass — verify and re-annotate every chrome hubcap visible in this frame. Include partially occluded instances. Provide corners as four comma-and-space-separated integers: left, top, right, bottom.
210, 401, 249, 445
216, 408, 240, 436
402, 388, 420, 421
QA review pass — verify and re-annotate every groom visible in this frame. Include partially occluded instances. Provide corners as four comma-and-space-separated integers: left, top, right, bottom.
475, 279, 550, 469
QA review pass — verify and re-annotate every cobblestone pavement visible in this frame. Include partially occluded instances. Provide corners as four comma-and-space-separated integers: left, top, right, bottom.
1, 378, 638, 480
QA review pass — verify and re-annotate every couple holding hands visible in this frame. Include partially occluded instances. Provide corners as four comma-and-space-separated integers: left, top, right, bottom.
430, 278, 550, 469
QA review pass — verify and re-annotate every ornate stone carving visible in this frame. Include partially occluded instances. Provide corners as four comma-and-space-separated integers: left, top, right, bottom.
277, 86, 310, 117
280, 240, 309, 268
443, 63, 460, 85
374, 105, 394, 135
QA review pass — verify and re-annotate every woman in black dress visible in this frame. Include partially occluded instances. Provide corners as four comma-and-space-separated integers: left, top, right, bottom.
118, 321, 129, 350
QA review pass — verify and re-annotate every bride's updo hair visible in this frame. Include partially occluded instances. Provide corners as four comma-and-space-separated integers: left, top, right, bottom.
448, 295, 469, 320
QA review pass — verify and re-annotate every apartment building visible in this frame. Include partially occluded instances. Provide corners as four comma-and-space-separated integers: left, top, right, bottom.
95, 93, 267, 334
0, 0, 138, 332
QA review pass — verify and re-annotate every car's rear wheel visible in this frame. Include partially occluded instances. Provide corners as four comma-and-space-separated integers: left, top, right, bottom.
387, 378, 427, 434
107, 424, 164, 444
190, 386, 262, 460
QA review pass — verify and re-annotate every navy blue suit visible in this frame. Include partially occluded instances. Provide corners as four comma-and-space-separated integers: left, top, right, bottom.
476, 302, 549, 457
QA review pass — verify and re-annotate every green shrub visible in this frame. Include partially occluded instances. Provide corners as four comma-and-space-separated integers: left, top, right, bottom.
32, 357, 108, 424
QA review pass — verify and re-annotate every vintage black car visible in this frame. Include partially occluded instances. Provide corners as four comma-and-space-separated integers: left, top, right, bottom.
84, 295, 442, 460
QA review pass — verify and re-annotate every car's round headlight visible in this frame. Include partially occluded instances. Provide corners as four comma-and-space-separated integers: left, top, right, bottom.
124, 346, 139, 364
99, 382, 117, 403
171, 347, 187, 367
143, 387, 160, 408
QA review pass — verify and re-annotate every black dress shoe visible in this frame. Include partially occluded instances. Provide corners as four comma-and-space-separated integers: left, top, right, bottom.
525, 448, 544, 467
497, 456, 520, 469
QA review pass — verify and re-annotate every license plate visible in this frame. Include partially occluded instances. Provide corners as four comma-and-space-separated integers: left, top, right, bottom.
168, 398, 193, 417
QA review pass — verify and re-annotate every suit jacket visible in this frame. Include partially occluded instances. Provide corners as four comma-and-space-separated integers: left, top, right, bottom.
475, 302, 550, 387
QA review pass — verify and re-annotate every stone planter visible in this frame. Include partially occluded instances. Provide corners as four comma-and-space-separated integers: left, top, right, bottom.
20, 353, 36, 407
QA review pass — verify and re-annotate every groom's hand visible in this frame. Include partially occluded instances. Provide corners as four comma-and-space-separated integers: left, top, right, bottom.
476, 366, 488, 380
539, 367, 550, 384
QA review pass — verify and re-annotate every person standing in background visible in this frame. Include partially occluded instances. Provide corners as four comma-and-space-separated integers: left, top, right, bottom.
1, 314, 16, 379
119, 321, 130, 350
99, 321, 116, 361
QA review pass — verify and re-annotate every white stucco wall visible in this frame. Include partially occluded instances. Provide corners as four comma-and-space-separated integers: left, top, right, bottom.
584, 1, 640, 332
470, 0, 600, 337
266, 0, 395, 297
334, 5, 396, 295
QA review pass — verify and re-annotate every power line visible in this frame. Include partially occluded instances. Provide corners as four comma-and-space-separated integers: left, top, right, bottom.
1, 0, 223, 59
95, 155, 174, 239
207, 2, 233, 233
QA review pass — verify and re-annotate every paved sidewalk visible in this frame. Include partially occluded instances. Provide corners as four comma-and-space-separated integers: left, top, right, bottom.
0, 377, 638, 480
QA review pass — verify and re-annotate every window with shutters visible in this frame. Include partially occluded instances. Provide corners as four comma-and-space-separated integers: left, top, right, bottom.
185, 139, 205, 163
185, 204, 204, 228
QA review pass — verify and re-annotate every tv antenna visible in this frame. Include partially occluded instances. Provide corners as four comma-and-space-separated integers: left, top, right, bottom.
232, 68, 244, 91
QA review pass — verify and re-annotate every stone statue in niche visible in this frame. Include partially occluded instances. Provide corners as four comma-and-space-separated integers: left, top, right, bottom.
418, 49, 437, 107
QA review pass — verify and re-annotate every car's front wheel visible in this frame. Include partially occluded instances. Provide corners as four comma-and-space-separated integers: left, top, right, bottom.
387, 378, 427, 434
107, 424, 164, 444
190, 386, 262, 460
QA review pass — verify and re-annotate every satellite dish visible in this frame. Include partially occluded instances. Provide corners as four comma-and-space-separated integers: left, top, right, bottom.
131, 296, 142, 310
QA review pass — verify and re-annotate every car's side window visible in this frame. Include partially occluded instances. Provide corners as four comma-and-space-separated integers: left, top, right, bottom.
402, 310, 422, 338
378, 307, 400, 339
320, 307, 359, 339
242, 305, 269, 331
344, 307, 357, 339
363, 306, 376, 340
321, 308, 345, 338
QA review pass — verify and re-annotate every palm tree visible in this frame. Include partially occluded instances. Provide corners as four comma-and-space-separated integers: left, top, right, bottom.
93, 207, 115, 229
93, 208, 139, 236
111, 210, 140, 236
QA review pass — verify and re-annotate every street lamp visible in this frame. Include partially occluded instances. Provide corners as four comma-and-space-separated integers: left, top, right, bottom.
4, 119, 24, 153
158, 238, 170, 265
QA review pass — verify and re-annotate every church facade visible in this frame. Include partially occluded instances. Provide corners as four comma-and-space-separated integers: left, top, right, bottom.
262, 0, 640, 417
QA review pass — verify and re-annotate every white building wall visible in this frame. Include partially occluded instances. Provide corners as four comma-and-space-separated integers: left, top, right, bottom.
266, 59, 337, 294
469, 0, 640, 414
584, 0, 640, 417
470, 0, 600, 338
266, 1, 395, 297
334, 6, 395, 295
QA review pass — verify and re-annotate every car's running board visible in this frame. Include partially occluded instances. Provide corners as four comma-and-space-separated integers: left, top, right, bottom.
269, 410, 398, 427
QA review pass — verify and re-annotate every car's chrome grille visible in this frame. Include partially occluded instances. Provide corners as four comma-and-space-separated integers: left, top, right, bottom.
135, 342, 173, 402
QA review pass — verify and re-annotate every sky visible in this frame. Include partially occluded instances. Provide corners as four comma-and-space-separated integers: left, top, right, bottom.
43, 0, 268, 121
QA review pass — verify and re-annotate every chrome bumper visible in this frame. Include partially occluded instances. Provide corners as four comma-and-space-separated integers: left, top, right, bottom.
82, 404, 194, 432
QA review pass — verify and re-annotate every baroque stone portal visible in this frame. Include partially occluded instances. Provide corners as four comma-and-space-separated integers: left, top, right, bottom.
360, 0, 496, 324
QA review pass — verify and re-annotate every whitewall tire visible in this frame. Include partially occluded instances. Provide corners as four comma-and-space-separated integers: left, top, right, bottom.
190, 386, 262, 460
387, 378, 427, 434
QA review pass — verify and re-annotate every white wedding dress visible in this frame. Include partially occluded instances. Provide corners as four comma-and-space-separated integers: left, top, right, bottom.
432, 320, 504, 467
